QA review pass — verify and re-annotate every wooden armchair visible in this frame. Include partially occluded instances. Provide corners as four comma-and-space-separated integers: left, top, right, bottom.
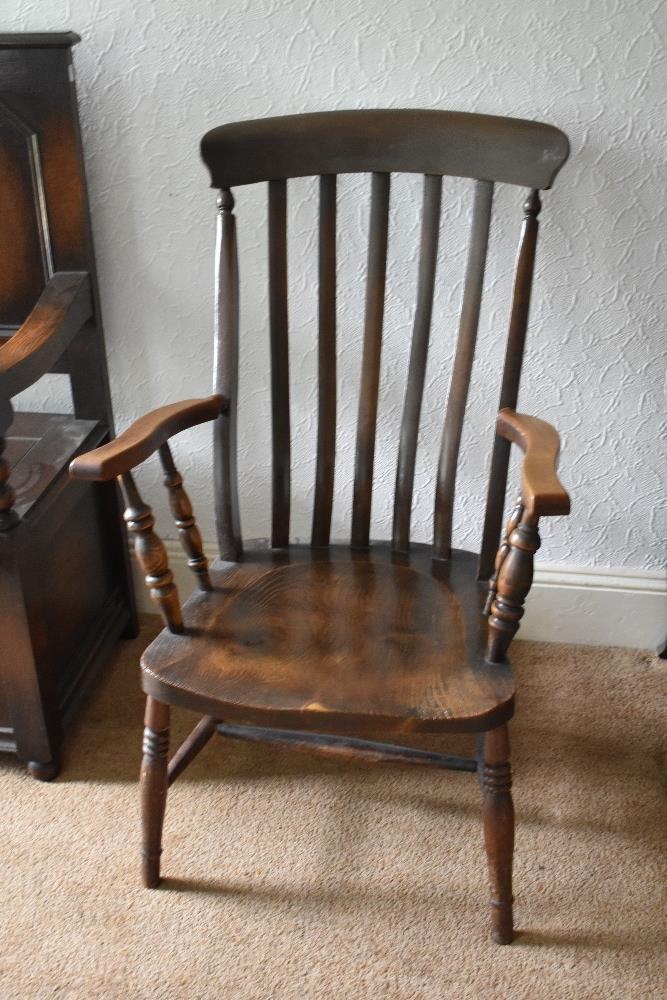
71, 110, 571, 943
0, 34, 137, 780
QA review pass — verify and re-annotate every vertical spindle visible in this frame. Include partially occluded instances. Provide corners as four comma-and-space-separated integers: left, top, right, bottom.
312, 174, 337, 547
351, 172, 390, 549
392, 173, 442, 553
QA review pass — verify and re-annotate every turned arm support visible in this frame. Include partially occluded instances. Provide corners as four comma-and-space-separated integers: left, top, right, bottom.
69, 394, 227, 481
70, 394, 225, 628
485, 408, 570, 663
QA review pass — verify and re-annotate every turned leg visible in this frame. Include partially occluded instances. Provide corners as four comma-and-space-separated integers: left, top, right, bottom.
140, 696, 170, 888
480, 724, 514, 944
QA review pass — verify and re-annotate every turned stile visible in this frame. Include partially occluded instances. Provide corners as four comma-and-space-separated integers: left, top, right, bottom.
486, 505, 541, 662
119, 471, 184, 633
214, 189, 242, 561
159, 442, 211, 590
479, 190, 542, 580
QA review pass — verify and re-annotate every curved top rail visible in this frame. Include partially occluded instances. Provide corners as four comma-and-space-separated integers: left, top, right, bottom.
201, 109, 569, 190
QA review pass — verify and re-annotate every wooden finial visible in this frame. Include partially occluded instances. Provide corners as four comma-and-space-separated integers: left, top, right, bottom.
120, 471, 183, 633
159, 443, 211, 591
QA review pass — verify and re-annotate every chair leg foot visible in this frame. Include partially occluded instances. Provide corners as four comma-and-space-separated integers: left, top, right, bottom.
140, 696, 170, 888
141, 849, 162, 889
27, 759, 59, 781
479, 724, 514, 944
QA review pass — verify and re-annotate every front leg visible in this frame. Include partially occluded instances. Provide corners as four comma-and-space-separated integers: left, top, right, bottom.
141, 696, 170, 888
480, 724, 514, 944
486, 508, 540, 663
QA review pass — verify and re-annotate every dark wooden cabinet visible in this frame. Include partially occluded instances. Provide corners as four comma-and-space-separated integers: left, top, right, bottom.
0, 33, 137, 780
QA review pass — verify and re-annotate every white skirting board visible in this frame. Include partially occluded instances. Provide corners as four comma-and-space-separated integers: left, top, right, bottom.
131, 542, 667, 652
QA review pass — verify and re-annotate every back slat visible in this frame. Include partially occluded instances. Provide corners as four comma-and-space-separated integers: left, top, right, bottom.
268, 178, 290, 547
312, 174, 337, 547
351, 171, 391, 549
213, 189, 242, 560
479, 189, 541, 578
434, 179, 494, 560
392, 173, 443, 552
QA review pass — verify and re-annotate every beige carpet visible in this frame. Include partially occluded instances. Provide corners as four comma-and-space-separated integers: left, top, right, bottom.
1, 623, 665, 999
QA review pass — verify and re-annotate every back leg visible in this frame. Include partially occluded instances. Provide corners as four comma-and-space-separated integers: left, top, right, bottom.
479, 723, 514, 944
140, 696, 170, 888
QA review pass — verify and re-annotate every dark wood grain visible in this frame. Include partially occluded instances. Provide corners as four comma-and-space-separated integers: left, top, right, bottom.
392, 173, 442, 552
141, 544, 515, 735
311, 174, 337, 547
479, 190, 542, 579
167, 714, 218, 786
0, 32, 80, 48
0, 398, 16, 529
159, 442, 211, 591
0, 272, 92, 396
213, 189, 242, 561
120, 472, 183, 634
201, 110, 569, 190
69, 396, 225, 481
496, 408, 570, 516
217, 722, 478, 772
479, 724, 514, 944
351, 172, 390, 549
0, 33, 136, 779
268, 178, 291, 548
5, 411, 97, 518
140, 696, 170, 888
434, 180, 493, 559
69, 107, 573, 942
486, 508, 541, 663
483, 496, 523, 618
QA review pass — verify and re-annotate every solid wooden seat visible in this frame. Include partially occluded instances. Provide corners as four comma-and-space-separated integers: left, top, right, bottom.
141, 546, 514, 734
70, 108, 573, 943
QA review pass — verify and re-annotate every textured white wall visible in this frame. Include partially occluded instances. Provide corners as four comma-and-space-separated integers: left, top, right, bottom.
9, 0, 666, 571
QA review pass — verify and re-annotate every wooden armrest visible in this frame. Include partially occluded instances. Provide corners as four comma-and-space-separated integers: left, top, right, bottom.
497, 408, 571, 517
0, 272, 92, 398
69, 395, 227, 481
